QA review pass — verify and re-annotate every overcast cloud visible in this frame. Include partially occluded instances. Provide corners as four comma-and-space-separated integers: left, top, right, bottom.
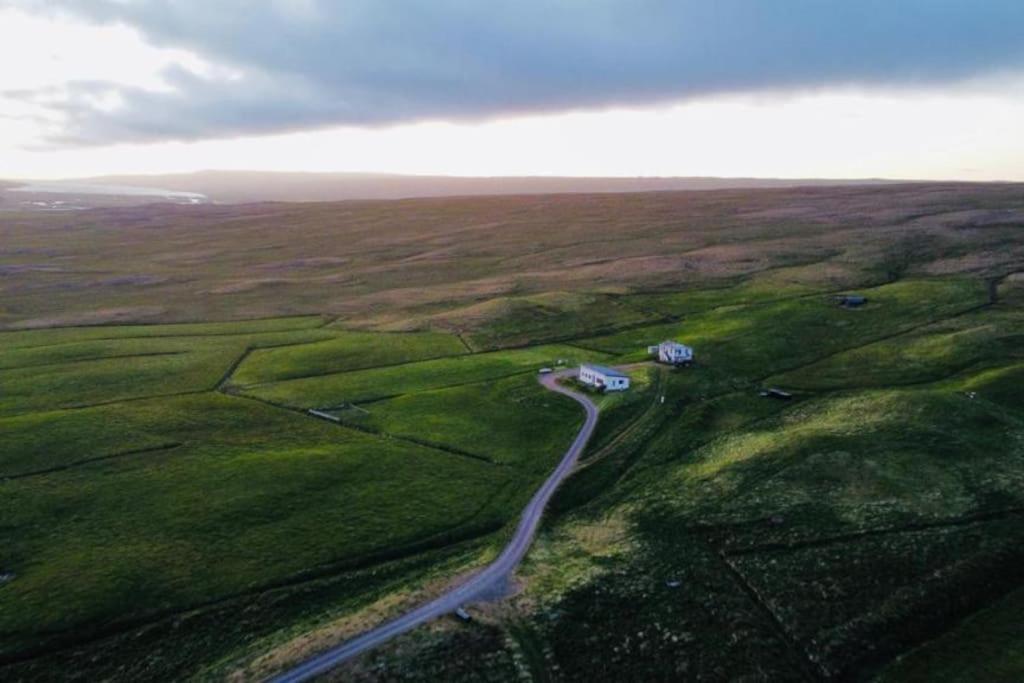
7, 0, 1024, 145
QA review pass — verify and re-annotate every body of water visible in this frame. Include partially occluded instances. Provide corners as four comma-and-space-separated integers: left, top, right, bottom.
10, 182, 207, 201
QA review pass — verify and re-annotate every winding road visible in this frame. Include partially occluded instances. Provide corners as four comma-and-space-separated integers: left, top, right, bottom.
269, 370, 599, 683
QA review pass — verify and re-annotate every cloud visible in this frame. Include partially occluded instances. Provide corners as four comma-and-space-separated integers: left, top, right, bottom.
9, 0, 1024, 145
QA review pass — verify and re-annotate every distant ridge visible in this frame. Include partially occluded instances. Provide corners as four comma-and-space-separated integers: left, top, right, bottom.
6, 170, 906, 205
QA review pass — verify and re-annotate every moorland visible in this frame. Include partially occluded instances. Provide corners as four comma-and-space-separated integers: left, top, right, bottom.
1, 183, 1023, 681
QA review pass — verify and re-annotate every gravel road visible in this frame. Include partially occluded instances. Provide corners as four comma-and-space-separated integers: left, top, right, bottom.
268, 369, 598, 683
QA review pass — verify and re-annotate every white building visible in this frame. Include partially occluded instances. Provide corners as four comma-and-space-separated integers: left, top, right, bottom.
648, 340, 694, 365
578, 364, 630, 391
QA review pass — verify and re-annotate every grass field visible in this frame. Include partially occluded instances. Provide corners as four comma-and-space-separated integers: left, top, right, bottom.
404, 291, 663, 350
340, 373, 584, 468
878, 585, 1024, 682
625, 265, 834, 317
0, 319, 336, 416
231, 329, 468, 385
579, 279, 990, 372
313, 273, 1024, 680
242, 344, 609, 407
0, 394, 527, 644
2, 184, 1024, 681
0, 320, 592, 669
0, 302, 627, 677
772, 307, 1024, 390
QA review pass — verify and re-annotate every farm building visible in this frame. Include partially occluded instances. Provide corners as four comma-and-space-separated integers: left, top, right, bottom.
648, 340, 694, 365
578, 364, 630, 391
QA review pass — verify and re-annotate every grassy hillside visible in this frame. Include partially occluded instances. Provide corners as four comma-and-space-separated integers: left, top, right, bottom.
2, 183, 1023, 331
1, 185, 1023, 681
1, 395, 518, 639
877, 585, 1024, 682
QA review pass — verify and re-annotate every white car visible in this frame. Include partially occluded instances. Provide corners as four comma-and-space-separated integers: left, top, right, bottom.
538, 367, 553, 374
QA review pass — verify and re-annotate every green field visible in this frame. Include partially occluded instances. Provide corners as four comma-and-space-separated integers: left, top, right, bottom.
2, 185, 1024, 681
242, 344, 609, 407
411, 291, 663, 350
0, 394, 524, 638
878, 585, 1024, 682
0, 318, 601, 673
230, 329, 468, 385
4, 275, 1023, 682
772, 307, 1024, 390
0, 321, 337, 416
340, 374, 584, 468
625, 265, 833, 318
580, 279, 990, 374
338, 281, 1024, 681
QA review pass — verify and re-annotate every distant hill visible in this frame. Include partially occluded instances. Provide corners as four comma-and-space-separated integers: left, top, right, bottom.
4, 170, 904, 205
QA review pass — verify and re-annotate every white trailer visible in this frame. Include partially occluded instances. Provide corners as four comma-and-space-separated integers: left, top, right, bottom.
578, 364, 630, 391
649, 340, 694, 365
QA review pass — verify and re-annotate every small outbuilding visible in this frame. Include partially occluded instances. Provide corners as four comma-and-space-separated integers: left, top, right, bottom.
579, 364, 630, 391
648, 340, 694, 366
836, 294, 867, 308
760, 388, 793, 400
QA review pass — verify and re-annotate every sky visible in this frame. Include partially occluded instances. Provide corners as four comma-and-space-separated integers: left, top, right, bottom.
2, 1, 1023, 181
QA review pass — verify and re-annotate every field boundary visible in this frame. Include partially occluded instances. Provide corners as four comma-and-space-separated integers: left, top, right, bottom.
722, 507, 1024, 557
229, 345, 476, 387
0, 351, 187, 372
715, 546, 826, 682
333, 417, 503, 466
0, 314, 326, 342
0, 443, 182, 481
222, 391, 504, 467
2, 389, 213, 418
0, 517, 507, 667
231, 347, 523, 390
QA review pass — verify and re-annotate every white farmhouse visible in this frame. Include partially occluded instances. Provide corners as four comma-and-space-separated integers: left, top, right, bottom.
578, 364, 630, 391
648, 340, 694, 365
